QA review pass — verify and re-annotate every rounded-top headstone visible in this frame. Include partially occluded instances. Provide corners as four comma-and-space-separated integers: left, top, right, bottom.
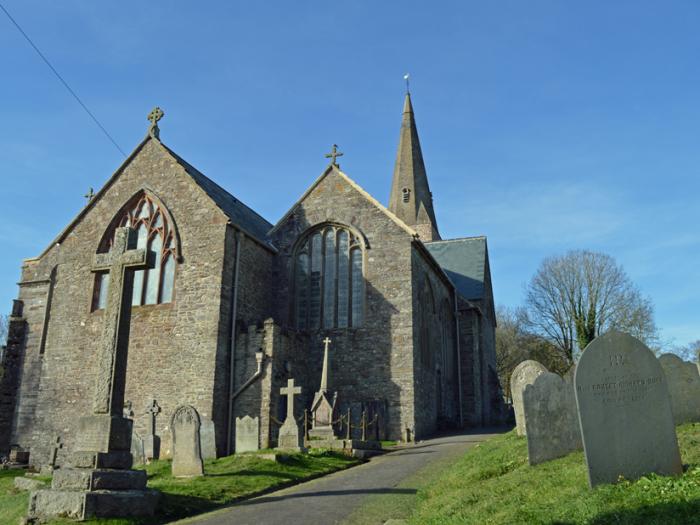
575, 330, 682, 487
659, 353, 700, 425
510, 360, 548, 436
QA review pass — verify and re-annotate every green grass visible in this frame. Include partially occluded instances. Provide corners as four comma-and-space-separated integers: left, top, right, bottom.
410, 423, 700, 525
0, 449, 358, 525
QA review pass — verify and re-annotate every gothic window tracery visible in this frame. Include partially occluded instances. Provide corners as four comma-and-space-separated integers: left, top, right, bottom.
293, 224, 364, 330
93, 193, 178, 310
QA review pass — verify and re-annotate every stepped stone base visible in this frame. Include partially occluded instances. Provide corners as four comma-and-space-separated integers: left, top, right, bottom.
64, 451, 133, 470
29, 487, 159, 520
308, 426, 337, 440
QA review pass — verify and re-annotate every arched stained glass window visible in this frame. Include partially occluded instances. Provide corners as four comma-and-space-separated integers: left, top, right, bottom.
93, 193, 178, 310
294, 224, 364, 330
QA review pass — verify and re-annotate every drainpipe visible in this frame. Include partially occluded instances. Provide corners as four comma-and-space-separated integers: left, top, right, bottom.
226, 230, 243, 455
231, 350, 265, 401
454, 289, 463, 427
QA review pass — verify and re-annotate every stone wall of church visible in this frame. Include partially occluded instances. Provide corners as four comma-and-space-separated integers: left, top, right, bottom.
410, 244, 456, 439
7, 139, 233, 466
268, 169, 417, 441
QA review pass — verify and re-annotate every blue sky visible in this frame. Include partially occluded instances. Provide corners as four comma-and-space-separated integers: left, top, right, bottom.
1, 1, 698, 348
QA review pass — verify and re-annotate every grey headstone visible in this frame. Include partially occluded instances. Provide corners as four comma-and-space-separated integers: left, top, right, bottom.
523, 372, 582, 465
199, 418, 217, 460
235, 415, 260, 453
575, 330, 682, 487
170, 405, 204, 477
510, 360, 548, 436
659, 353, 700, 424
130, 431, 145, 466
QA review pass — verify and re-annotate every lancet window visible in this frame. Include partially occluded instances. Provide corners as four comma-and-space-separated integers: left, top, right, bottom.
93, 193, 178, 310
294, 224, 364, 330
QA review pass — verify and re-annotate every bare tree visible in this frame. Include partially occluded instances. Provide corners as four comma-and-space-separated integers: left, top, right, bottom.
525, 250, 658, 364
496, 305, 569, 400
673, 340, 700, 362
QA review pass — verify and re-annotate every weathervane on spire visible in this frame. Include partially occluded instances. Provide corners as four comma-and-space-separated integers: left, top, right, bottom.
147, 106, 164, 139
404, 73, 410, 95
325, 144, 343, 167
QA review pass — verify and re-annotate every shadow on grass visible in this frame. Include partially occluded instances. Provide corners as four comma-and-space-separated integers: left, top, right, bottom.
548, 500, 700, 525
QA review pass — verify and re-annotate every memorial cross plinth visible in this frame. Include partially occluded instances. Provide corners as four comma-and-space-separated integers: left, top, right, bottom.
309, 337, 338, 440
28, 227, 159, 521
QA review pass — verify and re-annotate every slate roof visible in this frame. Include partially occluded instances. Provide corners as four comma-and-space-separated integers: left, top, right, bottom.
424, 237, 488, 300
162, 144, 273, 247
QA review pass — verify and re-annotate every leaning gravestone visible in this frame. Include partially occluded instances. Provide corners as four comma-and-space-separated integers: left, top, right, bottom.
659, 353, 700, 424
510, 360, 548, 436
575, 330, 682, 487
171, 405, 204, 477
523, 372, 582, 465
236, 415, 260, 453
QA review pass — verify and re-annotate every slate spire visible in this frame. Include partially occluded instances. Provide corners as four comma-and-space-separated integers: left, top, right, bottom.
388, 92, 440, 241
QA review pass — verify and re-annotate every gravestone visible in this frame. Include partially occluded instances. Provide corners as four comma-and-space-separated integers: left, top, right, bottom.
277, 378, 305, 451
131, 431, 145, 466
523, 372, 582, 465
171, 405, 204, 477
510, 360, 548, 436
28, 227, 158, 521
200, 418, 217, 459
575, 330, 682, 487
235, 415, 260, 453
659, 353, 700, 424
144, 399, 161, 461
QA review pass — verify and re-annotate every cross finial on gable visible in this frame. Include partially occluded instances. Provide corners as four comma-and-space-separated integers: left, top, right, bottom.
84, 187, 95, 204
325, 144, 343, 167
147, 106, 165, 139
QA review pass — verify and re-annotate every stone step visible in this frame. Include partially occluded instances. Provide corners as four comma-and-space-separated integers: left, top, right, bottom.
29, 488, 159, 520
52, 468, 147, 491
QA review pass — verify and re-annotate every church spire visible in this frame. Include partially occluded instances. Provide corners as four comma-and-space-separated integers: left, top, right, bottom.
388, 91, 440, 241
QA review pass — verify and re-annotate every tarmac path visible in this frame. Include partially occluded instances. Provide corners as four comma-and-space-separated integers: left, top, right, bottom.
176, 429, 504, 525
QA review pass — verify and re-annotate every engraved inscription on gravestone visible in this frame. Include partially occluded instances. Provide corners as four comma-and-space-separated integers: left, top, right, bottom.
575, 330, 682, 487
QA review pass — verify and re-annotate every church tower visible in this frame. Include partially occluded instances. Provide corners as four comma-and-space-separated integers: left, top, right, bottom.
388, 93, 441, 241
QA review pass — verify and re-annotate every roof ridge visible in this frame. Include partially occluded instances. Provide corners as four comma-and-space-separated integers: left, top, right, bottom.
426, 235, 487, 244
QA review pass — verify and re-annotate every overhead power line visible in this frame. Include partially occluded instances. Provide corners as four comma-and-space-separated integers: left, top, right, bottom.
0, 2, 127, 157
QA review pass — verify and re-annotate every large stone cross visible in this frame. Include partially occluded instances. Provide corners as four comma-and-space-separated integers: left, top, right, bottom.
320, 338, 331, 393
91, 227, 147, 415
147, 106, 164, 138
280, 378, 302, 423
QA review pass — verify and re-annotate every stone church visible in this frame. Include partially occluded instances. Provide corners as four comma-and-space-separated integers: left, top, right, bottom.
0, 93, 503, 465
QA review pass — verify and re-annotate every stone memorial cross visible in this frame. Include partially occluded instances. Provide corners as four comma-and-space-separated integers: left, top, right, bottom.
146, 399, 161, 436
90, 227, 147, 416
281, 378, 302, 423
320, 337, 331, 393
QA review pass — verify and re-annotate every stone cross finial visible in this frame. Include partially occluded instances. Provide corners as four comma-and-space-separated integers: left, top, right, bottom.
49, 436, 63, 468
146, 399, 161, 436
147, 106, 164, 139
91, 227, 148, 415
280, 378, 302, 423
325, 144, 343, 167
84, 187, 95, 204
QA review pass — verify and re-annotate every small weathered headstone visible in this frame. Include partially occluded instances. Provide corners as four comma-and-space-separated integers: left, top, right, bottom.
235, 415, 260, 453
510, 360, 548, 436
170, 405, 204, 477
575, 330, 682, 487
199, 418, 217, 459
131, 431, 145, 466
659, 353, 700, 424
277, 378, 305, 451
523, 372, 582, 465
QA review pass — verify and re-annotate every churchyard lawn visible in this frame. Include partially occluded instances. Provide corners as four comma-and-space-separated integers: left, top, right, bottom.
1, 450, 359, 524
410, 422, 700, 524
